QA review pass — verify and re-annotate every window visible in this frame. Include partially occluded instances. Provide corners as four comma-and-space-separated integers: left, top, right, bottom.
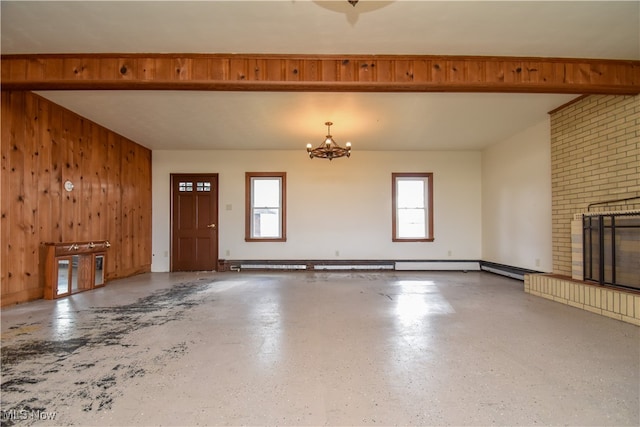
245, 172, 286, 241
392, 173, 434, 242
196, 181, 211, 192
178, 181, 193, 192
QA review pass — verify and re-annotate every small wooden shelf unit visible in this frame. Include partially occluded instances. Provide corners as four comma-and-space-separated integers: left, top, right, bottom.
42, 241, 110, 300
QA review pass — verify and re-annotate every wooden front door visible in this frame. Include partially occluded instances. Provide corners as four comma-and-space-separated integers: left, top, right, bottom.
171, 174, 219, 271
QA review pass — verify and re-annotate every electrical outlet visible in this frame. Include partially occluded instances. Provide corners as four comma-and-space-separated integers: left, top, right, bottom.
225, 250, 231, 257
335, 250, 340, 257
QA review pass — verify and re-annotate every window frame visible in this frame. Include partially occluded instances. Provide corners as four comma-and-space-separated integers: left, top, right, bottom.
245, 172, 287, 242
392, 172, 434, 242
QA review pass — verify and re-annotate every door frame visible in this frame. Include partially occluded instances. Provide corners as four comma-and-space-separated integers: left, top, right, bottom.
169, 173, 219, 272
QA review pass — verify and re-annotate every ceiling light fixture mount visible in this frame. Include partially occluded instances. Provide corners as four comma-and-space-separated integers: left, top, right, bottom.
348, 0, 359, 6
306, 122, 352, 161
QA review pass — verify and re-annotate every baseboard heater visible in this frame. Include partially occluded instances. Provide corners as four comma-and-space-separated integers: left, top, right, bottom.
479, 261, 540, 281
223, 260, 535, 277
395, 260, 480, 271
228, 260, 395, 271
223, 260, 479, 272
237, 263, 307, 271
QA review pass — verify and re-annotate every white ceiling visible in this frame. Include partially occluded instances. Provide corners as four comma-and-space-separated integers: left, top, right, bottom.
2, 1, 639, 151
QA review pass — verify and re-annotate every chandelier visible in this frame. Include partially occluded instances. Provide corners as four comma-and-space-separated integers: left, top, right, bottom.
306, 122, 352, 160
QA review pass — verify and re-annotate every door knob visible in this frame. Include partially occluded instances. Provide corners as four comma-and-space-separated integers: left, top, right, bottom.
207, 223, 216, 229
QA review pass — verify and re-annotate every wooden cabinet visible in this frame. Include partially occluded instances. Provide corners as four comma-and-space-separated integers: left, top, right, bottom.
42, 241, 110, 299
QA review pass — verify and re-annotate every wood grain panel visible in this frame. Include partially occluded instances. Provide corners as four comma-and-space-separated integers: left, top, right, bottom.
357, 60, 374, 82
137, 57, 156, 81
48, 106, 64, 244
97, 57, 121, 80
117, 57, 135, 81
43, 58, 64, 81
282, 59, 302, 82
62, 58, 84, 80
89, 124, 106, 241
413, 60, 432, 83
247, 58, 263, 81
504, 60, 524, 84
394, 60, 414, 83
229, 58, 247, 81
209, 58, 229, 80
448, 60, 468, 83
375, 60, 394, 82
0, 92, 152, 306
60, 110, 76, 240
174, 58, 192, 81
120, 145, 135, 275
134, 145, 152, 270
106, 132, 122, 278
539, 62, 556, 86
23, 94, 39, 287
0, 94, 11, 296
301, 59, 320, 82
9, 97, 26, 295
25, 58, 46, 81
37, 99, 52, 241
485, 60, 505, 83
152, 57, 174, 81
339, 59, 356, 82
6, 59, 27, 81
2, 93, 25, 296
522, 61, 540, 84
320, 60, 338, 82
77, 117, 91, 242
191, 58, 210, 80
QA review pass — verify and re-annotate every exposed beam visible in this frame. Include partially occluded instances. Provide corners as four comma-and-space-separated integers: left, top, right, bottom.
2, 53, 639, 94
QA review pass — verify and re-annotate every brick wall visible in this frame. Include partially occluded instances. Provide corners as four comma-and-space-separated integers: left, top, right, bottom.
550, 94, 640, 276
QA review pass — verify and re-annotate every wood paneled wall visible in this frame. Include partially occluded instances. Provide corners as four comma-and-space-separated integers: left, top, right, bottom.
1, 91, 152, 306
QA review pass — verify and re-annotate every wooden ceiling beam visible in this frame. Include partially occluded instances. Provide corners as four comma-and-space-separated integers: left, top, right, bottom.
2, 53, 639, 94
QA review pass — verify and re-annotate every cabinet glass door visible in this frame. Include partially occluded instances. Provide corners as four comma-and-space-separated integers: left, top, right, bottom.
70, 255, 80, 293
95, 255, 105, 286
56, 258, 71, 297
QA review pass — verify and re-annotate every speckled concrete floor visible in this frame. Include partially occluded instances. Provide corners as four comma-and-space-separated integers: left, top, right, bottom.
1, 271, 638, 426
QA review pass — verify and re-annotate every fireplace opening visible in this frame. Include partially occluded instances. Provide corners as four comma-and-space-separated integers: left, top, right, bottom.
583, 212, 640, 290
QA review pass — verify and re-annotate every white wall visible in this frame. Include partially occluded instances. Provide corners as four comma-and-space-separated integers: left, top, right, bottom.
152, 150, 482, 272
481, 119, 553, 272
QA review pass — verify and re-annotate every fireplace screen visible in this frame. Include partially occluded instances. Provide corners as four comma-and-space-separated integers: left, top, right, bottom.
583, 213, 640, 290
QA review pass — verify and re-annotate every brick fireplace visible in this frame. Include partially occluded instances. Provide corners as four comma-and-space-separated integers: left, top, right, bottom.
524, 94, 639, 326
